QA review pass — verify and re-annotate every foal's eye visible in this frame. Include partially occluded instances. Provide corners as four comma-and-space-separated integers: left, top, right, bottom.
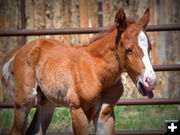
125, 48, 133, 54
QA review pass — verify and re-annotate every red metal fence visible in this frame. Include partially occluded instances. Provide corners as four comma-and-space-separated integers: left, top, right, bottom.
0, 130, 166, 135
0, 24, 180, 36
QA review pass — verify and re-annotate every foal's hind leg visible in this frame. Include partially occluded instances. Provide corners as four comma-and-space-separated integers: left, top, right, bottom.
26, 89, 55, 135
10, 67, 37, 135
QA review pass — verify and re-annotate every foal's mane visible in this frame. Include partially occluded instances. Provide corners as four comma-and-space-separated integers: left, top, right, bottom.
89, 25, 116, 44
83, 17, 136, 46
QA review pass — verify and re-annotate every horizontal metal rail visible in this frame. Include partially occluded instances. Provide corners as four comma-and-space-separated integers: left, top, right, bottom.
113, 130, 164, 135
0, 24, 180, 36
44, 130, 165, 135
153, 64, 180, 71
0, 130, 166, 135
0, 131, 165, 135
0, 130, 165, 135
116, 98, 180, 106
1, 98, 180, 108
47, 130, 165, 135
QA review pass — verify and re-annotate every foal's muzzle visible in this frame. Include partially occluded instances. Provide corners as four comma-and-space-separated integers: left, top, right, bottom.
137, 71, 156, 98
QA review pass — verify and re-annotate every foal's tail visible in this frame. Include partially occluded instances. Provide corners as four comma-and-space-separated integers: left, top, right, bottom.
0, 47, 21, 102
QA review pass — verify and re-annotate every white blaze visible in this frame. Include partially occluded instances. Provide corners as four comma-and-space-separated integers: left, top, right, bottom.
138, 31, 156, 83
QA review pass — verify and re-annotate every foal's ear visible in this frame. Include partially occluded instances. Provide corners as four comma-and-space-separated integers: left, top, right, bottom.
137, 8, 150, 28
115, 8, 127, 32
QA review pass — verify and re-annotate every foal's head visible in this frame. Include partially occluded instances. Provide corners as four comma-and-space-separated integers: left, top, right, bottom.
115, 8, 156, 98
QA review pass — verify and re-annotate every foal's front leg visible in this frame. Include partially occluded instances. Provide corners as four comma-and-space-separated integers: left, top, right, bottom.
70, 105, 89, 135
94, 104, 115, 135
94, 80, 123, 135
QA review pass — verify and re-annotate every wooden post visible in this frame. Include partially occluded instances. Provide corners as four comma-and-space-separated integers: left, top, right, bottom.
20, 0, 26, 45
80, 0, 89, 44
98, 0, 103, 27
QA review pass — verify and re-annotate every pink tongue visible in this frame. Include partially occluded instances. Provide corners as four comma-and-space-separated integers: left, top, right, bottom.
146, 91, 154, 99
145, 81, 151, 88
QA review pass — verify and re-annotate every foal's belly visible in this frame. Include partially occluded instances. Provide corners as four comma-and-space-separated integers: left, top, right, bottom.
36, 67, 72, 107
40, 82, 69, 107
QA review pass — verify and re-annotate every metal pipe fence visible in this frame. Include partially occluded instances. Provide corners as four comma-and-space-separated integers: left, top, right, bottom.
0, 24, 180, 36
0, 130, 165, 135
1, 98, 180, 108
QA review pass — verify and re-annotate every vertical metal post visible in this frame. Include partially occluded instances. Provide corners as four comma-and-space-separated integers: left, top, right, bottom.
20, 0, 26, 45
97, 0, 103, 27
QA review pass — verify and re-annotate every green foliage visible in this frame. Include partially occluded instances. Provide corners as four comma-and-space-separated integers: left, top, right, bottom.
0, 109, 13, 133
48, 108, 72, 132
114, 105, 180, 130
0, 105, 179, 133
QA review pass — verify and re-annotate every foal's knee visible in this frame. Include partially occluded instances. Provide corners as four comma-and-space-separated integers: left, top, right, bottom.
99, 104, 114, 120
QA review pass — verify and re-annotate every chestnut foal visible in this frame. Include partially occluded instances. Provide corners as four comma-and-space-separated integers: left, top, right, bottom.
0, 8, 156, 135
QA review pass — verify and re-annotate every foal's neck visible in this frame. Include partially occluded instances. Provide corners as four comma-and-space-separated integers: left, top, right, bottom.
85, 29, 122, 87
86, 29, 117, 57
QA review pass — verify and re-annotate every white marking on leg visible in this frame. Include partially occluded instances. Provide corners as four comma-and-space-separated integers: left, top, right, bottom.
96, 119, 109, 135
96, 104, 111, 135
32, 82, 37, 96
138, 31, 156, 82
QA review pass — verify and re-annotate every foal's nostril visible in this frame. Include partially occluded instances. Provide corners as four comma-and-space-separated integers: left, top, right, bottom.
146, 77, 152, 84
144, 77, 156, 90
144, 77, 152, 88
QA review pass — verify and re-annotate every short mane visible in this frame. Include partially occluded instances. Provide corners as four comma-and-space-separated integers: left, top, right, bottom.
86, 17, 136, 45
